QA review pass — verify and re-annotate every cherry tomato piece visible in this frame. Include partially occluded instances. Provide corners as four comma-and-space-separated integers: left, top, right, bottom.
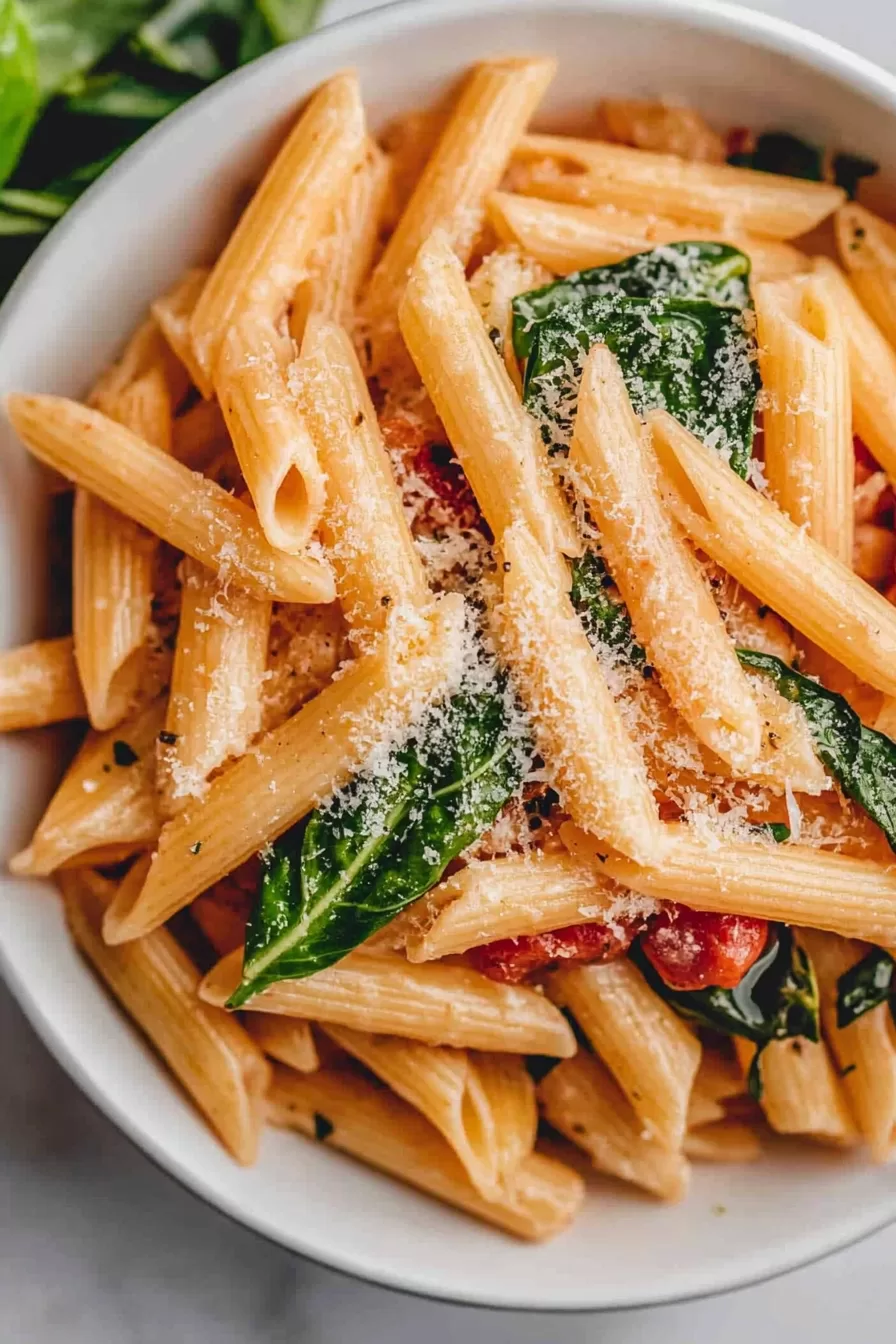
469, 919, 639, 984
640, 904, 768, 991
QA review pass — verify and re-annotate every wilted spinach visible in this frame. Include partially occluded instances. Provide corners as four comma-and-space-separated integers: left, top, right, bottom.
836, 946, 896, 1029
228, 684, 531, 1006
633, 926, 820, 1099
569, 549, 646, 668
511, 242, 759, 477
737, 650, 896, 854
727, 129, 878, 201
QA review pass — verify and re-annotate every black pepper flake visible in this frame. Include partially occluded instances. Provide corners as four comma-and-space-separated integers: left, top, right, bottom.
353, 411, 364, 427
839, 1063, 857, 1078
159, 731, 178, 746
190, 841, 202, 855
380, 594, 392, 607
757, 604, 770, 619
571, 1122, 586, 1136
502, 561, 512, 572
642, 664, 654, 680
528, 816, 543, 831
112, 740, 139, 766
102, 764, 111, 774
313, 1112, 334, 1141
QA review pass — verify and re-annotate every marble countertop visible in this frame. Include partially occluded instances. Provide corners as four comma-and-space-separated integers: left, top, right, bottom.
5, 1, 896, 1339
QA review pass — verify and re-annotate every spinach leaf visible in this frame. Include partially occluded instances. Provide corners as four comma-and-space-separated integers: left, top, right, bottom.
737, 649, 896, 854
21, 0, 160, 96
512, 243, 759, 477
727, 130, 878, 201
512, 241, 752, 362
63, 69, 191, 117
228, 684, 532, 1005
134, 0, 261, 81
0, 0, 40, 187
836, 947, 895, 1029
633, 926, 820, 1099
569, 549, 646, 669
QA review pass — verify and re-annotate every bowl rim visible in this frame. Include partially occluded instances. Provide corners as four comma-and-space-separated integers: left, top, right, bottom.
4, 0, 896, 1313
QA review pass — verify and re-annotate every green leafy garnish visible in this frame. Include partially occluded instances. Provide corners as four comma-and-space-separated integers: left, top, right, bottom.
312, 1110, 333, 1141
737, 649, 896, 854
511, 243, 759, 477
633, 926, 819, 1099
0, 0, 326, 293
836, 947, 895, 1029
228, 684, 531, 1006
569, 549, 646, 669
112, 738, 138, 765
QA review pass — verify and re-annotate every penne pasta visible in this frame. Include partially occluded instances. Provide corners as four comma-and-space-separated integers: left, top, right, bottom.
834, 202, 896, 352
510, 134, 845, 237
158, 557, 271, 815
89, 314, 188, 414
245, 1016, 319, 1074
735, 1036, 857, 1145
361, 56, 556, 372
467, 244, 552, 390
201, 948, 577, 1058
570, 345, 762, 770
10, 697, 164, 876
546, 958, 701, 1150
289, 138, 391, 342
811, 256, 896, 481
171, 397, 230, 472
7, 395, 335, 605
102, 597, 465, 941
496, 521, 666, 865
564, 821, 896, 946
293, 316, 430, 641
538, 1052, 689, 1201
151, 267, 210, 393
62, 867, 269, 1164
190, 72, 367, 394
268, 1064, 583, 1240
487, 192, 808, 280
215, 309, 326, 554
474, 1051, 538, 1185
405, 850, 639, 963
649, 410, 896, 696
800, 928, 896, 1162
755, 274, 853, 564
684, 1120, 762, 1163
399, 232, 580, 566
596, 98, 725, 161
0, 636, 85, 731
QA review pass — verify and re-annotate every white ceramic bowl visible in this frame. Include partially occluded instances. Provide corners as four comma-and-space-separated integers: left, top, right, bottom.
3, 0, 896, 1312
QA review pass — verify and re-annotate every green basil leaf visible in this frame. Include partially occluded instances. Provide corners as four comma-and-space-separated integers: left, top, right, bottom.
832, 151, 879, 201
569, 549, 645, 669
63, 69, 191, 117
0, 0, 40, 187
836, 947, 895, 1028
513, 243, 759, 477
0, 203, 48, 233
512, 240, 752, 363
728, 130, 823, 181
632, 925, 820, 1098
228, 684, 532, 1005
21, 0, 160, 96
133, 0, 248, 81
736, 649, 896, 854
255, 0, 323, 42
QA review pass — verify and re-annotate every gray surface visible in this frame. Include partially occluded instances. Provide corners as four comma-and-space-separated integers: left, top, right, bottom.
6, 0, 896, 1339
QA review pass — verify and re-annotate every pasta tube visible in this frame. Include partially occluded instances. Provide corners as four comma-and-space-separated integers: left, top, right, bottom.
158, 558, 271, 815
735, 1036, 856, 1145
538, 1052, 689, 1201
546, 958, 701, 1150
399, 232, 579, 566
201, 948, 577, 1058
497, 521, 666, 865
649, 410, 896, 696
190, 72, 367, 392
0, 637, 85, 730
216, 309, 326, 553
571, 345, 762, 769
62, 868, 269, 1164
467, 244, 551, 390
268, 1065, 583, 1241
7, 395, 335, 604
564, 821, 896, 945
511, 134, 844, 237
150, 267, 209, 393
361, 56, 556, 371
487, 192, 808, 280
755, 274, 853, 564
835, 203, 896, 351
245, 1017, 319, 1074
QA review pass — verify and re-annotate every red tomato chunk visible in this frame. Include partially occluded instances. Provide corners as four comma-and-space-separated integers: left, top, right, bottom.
640, 904, 768, 991
469, 919, 639, 984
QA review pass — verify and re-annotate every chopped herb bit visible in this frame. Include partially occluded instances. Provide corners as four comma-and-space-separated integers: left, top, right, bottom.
756, 605, 770, 619
112, 740, 138, 766
313, 1112, 334, 1142
159, 730, 178, 745
836, 947, 895, 1028
190, 841, 202, 855
839, 1063, 857, 1078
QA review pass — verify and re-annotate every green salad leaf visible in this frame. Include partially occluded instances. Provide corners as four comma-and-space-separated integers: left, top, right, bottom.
511, 242, 759, 477
728, 129, 878, 201
633, 926, 820, 1099
228, 682, 532, 1006
736, 650, 896, 854
836, 946, 895, 1029
0, 0, 40, 187
569, 549, 646, 669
